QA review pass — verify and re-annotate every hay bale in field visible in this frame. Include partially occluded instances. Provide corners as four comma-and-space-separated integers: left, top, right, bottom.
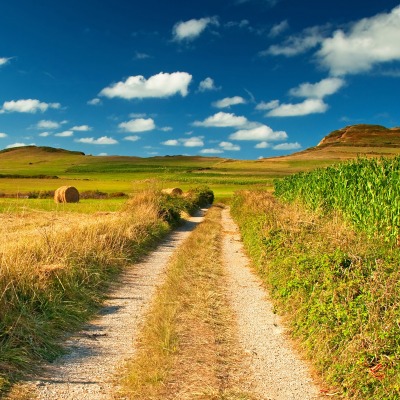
54, 186, 80, 203
161, 187, 183, 196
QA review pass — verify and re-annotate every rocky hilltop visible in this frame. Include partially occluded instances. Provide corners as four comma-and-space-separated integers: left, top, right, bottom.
317, 124, 400, 148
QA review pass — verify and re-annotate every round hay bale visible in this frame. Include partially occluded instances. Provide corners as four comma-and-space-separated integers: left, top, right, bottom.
161, 187, 183, 196
54, 186, 80, 203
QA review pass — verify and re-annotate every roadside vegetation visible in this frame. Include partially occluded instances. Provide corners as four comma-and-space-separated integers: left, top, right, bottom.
0, 187, 213, 395
231, 189, 400, 399
116, 205, 253, 400
275, 156, 400, 245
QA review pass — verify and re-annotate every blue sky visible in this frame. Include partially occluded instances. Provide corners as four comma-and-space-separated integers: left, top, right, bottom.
0, 0, 399, 159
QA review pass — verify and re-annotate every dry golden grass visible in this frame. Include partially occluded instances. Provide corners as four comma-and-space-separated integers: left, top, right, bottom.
0, 189, 179, 394
115, 206, 254, 400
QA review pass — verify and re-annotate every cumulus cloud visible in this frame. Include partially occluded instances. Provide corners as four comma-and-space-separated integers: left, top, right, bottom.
87, 98, 101, 106
71, 125, 92, 131
193, 112, 248, 128
0, 99, 61, 114
35, 120, 60, 130
161, 137, 204, 147
213, 96, 246, 108
273, 142, 302, 150
160, 126, 173, 132
7, 142, 35, 148
198, 77, 219, 92
54, 130, 73, 137
182, 137, 204, 147
219, 141, 240, 151
317, 5, 400, 75
0, 57, 11, 67
123, 135, 140, 142
100, 72, 192, 99
118, 118, 155, 133
200, 148, 224, 154
255, 100, 280, 110
230, 125, 288, 141
269, 20, 289, 37
261, 26, 327, 57
162, 139, 180, 146
76, 136, 118, 145
266, 98, 328, 116
0, 132, 8, 138
289, 77, 345, 98
255, 141, 270, 148
172, 17, 219, 41
38, 132, 51, 137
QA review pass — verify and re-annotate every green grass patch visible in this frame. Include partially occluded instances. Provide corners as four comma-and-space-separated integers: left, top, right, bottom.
231, 191, 400, 399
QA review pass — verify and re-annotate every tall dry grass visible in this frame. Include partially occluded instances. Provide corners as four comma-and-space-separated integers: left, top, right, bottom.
0, 188, 213, 394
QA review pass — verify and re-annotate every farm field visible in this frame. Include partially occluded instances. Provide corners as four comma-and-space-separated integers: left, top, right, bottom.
2, 124, 400, 399
2, 124, 400, 205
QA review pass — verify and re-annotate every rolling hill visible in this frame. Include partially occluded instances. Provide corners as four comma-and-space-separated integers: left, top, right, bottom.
1, 124, 400, 197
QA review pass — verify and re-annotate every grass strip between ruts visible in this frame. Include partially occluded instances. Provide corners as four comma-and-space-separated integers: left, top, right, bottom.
115, 205, 254, 400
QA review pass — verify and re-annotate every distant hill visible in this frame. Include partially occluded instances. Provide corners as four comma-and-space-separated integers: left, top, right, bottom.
0, 145, 85, 156
317, 124, 400, 148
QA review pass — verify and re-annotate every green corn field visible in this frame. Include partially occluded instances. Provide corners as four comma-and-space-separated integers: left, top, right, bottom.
274, 156, 400, 245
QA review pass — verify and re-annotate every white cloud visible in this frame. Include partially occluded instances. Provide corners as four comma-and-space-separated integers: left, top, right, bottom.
255, 100, 280, 110
193, 112, 248, 128
173, 17, 219, 41
255, 141, 270, 148
219, 141, 240, 151
0, 99, 61, 114
123, 135, 140, 142
200, 148, 224, 154
87, 98, 101, 106
318, 5, 400, 75
55, 130, 73, 137
71, 125, 92, 131
182, 137, 204, 147
267, 98, 328, 116
213, 96, 246, 108
269, 20, 289, 37
289, 77, 345, 98
160, 126, 173, 132
36, 120, 60, 130
98, 153, 108, 156
76, 136, 118, 145
6, 142, 35, 148
161, 137, 204, 147
198, 77, 219, 92
0, 57, 11, 67
119, 118, 155, 133
135, 52, 151, 59
0, 132, 7, 138
262, 26, 327, 57
230, 125, 288, 141
100, 72, 192, 99
273, 142, 302, 150
162, 139, 180, 146
39, 132, 51, 137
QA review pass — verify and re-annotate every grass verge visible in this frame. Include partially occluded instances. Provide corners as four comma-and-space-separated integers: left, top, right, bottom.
0, 188, 213, 396
115, 205, 254, 400
231, 191, 400, 399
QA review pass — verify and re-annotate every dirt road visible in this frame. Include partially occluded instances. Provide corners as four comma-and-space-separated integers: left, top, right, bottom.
19, 207, 322, 399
